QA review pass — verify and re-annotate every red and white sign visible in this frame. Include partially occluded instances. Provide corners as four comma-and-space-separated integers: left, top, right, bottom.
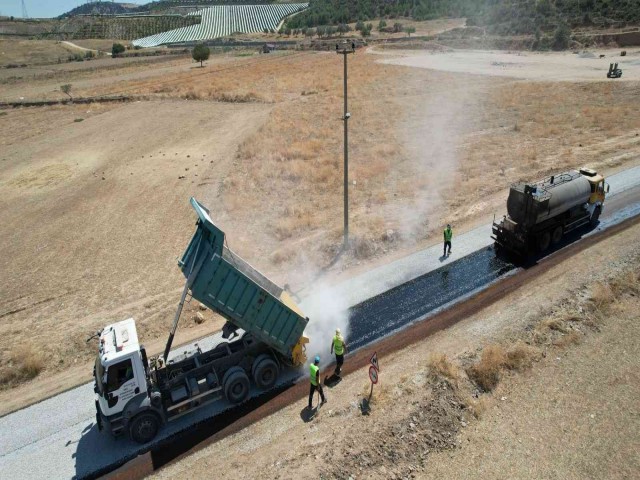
369, 365, 379, 384
370, 351, 380, 372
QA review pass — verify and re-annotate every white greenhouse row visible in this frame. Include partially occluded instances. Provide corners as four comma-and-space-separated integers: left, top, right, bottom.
132, 3, 308, 47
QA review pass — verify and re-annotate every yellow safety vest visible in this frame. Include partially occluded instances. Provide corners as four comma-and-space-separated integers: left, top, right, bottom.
309, 363, 319, 386
444, 228, 453, 242
333, 336, 344, 355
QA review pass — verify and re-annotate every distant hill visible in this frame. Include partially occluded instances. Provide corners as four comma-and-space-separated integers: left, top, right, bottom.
60, 2, 140, 18
60, 1, 280, 18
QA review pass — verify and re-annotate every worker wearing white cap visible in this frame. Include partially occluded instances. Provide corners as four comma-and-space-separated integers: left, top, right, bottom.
330, 328, 348, 376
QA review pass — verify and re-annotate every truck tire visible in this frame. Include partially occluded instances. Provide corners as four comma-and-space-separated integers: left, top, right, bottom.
551, 226, 563, 245
537, 231, 551, 252
223, 367, 250, 404
252, 355, 279, 390
590, 206, 601, 227
129, 412, 160, 444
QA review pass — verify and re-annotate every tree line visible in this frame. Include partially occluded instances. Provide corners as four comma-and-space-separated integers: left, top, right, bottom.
285, 0, 640, 35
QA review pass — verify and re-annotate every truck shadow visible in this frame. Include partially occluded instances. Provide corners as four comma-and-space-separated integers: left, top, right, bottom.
498, 223, 599, 267
73, 383, 292, 479
72, 420, 130, 480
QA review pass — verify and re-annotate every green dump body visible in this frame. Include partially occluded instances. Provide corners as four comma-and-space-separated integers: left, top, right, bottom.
179, 198, 308, 359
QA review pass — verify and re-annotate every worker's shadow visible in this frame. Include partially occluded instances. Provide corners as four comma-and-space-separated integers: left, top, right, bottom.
300, 405, 319, 422
323, 374, 342, 388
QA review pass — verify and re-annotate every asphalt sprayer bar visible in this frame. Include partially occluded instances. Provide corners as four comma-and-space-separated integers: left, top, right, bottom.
106, 212, 640, 480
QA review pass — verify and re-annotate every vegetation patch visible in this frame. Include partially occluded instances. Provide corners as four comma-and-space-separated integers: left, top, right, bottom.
0, 345, 44, 389
287, 0, 640, 41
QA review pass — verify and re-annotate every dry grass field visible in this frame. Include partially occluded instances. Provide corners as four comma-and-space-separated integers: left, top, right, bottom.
1, 33, 639, 408
0, 39, 79, 66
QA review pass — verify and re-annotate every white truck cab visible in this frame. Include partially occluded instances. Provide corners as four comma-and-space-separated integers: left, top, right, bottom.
94, 318, 158, 440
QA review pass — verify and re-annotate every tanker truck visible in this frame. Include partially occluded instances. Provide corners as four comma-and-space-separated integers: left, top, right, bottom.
492, 168, 608, 257
91, 198, 309, 443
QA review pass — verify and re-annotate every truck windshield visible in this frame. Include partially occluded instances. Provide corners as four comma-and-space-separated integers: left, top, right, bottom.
95, 355, 105, 395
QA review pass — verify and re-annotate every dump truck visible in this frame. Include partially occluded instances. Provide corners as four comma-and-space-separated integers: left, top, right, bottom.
92, 198, 309, 443
492, 168, 608, 257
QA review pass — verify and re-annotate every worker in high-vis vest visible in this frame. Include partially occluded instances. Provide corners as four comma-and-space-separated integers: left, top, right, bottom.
330, 328, 348, 376
443, 224, 453, 256
308, 355, 326, 410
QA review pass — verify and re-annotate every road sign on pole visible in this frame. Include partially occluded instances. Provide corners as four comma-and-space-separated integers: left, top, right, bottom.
369, 365, 379, 384
370, 351, 380, 372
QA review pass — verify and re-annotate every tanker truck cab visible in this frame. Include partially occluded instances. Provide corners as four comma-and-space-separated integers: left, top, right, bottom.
579, 167, 607, 205
94, 318, 154, 439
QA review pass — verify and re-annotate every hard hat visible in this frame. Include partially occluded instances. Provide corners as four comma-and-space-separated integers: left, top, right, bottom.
335, 328, 341, 334
314, 355, 320, 363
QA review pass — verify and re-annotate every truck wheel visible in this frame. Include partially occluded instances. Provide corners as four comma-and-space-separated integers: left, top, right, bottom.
537, 231, 551, 252
129, 412, 160, 444
253, 356, 279, 390
223, 368, 250, 404
590, 206, 601, 227
551, 226, 563, 245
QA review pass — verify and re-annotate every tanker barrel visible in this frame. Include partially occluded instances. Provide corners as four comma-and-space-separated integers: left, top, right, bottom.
507, 170, 591, 226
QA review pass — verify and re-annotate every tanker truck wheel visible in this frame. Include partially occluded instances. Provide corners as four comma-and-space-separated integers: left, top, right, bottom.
129, 412, 160, 444
223, 367, 250, 404
252, 354, 279, 390
537, 231, 551, 252
551, 226, 563, 245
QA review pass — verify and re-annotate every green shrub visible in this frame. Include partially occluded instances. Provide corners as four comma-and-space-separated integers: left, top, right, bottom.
112, 43, 125, 56
192, 43, 210, 67
553, 23, 570, 50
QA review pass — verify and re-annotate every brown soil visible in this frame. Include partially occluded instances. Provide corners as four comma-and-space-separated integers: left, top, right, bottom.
149, 220, 640, 480
0, 39, 75, 66
0, 99, 269, 409
1, 33, 640, 415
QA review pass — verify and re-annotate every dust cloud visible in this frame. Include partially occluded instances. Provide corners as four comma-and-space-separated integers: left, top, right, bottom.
299, 281, 350, 370
387, 77, 470, 243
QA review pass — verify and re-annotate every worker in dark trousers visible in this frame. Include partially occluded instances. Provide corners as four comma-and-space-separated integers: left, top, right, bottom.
308, 355, 326, 409
330, 328, 348, 376
443, 224, 453, 256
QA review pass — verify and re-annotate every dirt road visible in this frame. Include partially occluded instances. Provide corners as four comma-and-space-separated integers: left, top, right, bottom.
60, 40, 111, 55
373, 47, 640, 81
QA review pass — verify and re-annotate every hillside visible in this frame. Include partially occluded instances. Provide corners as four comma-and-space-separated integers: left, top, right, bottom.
60, 2, 140, 17
286, 0, 640, 34
60, 1, 282, 18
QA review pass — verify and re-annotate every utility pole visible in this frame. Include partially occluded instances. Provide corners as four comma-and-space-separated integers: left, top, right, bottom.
336, 40, 355, 249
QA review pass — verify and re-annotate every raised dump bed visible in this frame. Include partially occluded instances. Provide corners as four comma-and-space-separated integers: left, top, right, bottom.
179, 197, 309, 363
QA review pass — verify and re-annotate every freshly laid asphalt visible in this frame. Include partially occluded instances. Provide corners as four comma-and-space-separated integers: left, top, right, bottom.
1, 165, 639, 480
